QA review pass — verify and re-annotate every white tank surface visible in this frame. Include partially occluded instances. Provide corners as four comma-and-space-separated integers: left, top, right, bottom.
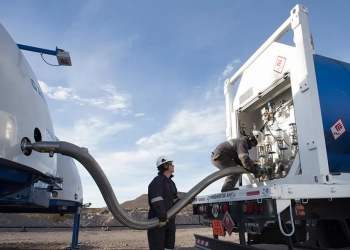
234, 42, 294, 110
53, 153, 83, 204
0, 23, 57, 177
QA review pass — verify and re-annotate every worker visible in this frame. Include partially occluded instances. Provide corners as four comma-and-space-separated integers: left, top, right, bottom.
211, 136, 263, 192
147, 155, 179, 250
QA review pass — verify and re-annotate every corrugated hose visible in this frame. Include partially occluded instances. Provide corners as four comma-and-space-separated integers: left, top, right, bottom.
23, 140, 246, 230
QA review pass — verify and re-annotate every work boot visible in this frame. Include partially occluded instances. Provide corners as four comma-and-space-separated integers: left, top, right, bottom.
221, 175, 240, 192
221, 186, 239, 192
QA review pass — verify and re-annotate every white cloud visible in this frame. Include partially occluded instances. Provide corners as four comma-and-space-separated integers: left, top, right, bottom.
136, 106, 225, 153
134, 113, 145, 117
222, 64, 234, 78
95, 149, 159, 175
39, 81, 131, 113
39, 82, 76, 100
88, 106, 225, 174
233, 58, 241, 64
206, 58, 241, 100
220, 58, 241, 80
55, 116, 132, 149
75, 104, 227, 206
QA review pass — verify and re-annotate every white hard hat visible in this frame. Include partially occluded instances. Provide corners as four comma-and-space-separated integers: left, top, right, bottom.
156, 155, 173, 167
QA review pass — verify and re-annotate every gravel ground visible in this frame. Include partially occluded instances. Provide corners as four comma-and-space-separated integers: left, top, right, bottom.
0, 226, 289, 250
0, 212, 200, 228
0, 213, 291, 250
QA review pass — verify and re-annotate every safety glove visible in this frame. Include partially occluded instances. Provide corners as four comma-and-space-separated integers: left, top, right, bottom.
158, 218, 169, 228
254, 164, 263, 178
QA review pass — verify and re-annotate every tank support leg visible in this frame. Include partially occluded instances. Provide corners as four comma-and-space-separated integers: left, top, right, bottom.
71, 208, 81, 249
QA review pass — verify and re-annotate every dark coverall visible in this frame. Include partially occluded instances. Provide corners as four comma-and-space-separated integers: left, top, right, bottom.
211, 137, 257, 192
147, 174, 179, 250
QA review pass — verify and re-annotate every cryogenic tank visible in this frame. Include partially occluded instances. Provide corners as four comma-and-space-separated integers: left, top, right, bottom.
314, 55, 350, 173
0, 23, 57, 177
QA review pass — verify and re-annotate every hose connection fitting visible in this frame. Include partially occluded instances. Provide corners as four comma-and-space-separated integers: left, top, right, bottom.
21, 138, 60, 157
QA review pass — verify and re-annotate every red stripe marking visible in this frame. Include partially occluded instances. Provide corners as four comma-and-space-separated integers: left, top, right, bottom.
247, 191, 260, 196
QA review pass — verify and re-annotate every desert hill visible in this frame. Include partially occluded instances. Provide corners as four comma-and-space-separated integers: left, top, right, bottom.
82, 191, 191, 215
120, 191, 187, 210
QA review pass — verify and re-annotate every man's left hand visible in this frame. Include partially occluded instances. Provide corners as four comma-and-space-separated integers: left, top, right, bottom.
158, 219, 169, 228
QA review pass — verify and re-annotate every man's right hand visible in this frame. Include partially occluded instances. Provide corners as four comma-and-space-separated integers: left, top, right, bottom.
254, 164, 263, 178
254, 171, 263, 178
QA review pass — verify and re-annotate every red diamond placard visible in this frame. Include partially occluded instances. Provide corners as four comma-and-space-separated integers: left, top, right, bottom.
222, 211, 235, 236
330, 118, 346, 140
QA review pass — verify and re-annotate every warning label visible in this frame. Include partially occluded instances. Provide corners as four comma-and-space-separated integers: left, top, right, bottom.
330, 118, 346, 140
212, 220, 225, 236
273, 56, 287, 74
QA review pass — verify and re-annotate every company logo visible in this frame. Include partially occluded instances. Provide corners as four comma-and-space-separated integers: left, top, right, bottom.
31, 79, 47, 103
227, 192, 235, 198
330, 118, 346, 140
31, 79, 38, 92
335, 123, 343, 131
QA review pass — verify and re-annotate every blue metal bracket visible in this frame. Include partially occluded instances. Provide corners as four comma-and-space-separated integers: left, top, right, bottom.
16, 43, 72, 66
17, 44, 57, 56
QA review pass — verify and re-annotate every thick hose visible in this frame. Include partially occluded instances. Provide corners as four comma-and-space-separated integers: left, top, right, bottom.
26, 141, 246, 230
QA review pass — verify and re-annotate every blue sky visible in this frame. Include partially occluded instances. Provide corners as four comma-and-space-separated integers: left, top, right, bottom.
1, 1, 350, 207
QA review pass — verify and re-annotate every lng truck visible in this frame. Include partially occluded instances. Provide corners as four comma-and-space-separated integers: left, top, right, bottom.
192, 4, 350, 250
2, 3, 350, 250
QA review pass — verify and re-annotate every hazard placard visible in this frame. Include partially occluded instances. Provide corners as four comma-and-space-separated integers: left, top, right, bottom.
330, 118, 346, 140
273, 56, 286, 74
212, 220, 225, 236
222, 211, 235, 236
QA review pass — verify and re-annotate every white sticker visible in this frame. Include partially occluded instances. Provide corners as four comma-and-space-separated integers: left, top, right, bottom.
211, 204, 219, 218
273, 56, 287, 74
330, 118, 346, 140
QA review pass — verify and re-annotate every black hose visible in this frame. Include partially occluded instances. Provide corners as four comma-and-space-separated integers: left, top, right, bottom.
26, 141, 246, 230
